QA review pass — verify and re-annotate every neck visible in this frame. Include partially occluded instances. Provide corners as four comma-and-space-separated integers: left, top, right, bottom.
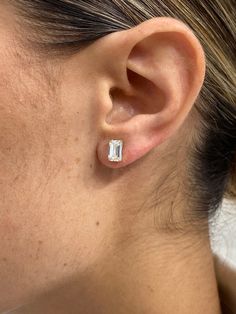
13, 222, 221, 314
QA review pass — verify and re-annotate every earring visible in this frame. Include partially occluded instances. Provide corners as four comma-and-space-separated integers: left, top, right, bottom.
108, 139, 123, 162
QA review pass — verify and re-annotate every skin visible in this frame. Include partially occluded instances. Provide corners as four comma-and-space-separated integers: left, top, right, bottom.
0, 3, 226, 314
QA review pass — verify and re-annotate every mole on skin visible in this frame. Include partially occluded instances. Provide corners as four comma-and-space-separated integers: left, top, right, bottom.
75, 158, 81, 164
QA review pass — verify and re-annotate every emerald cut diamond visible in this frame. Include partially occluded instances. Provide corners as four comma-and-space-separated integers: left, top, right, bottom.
108, 140, 123, 162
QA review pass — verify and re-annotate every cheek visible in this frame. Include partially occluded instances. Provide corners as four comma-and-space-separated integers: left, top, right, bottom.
0, 82, 60, 309
0, 110, 42, 303
0, 53, 99, 311
0, 105, 36, 227
0, 111, 30, 179
0, 75, 86, 311
0, 103, 45, 217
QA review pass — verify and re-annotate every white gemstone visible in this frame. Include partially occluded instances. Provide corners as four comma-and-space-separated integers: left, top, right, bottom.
108, 140, 123, 162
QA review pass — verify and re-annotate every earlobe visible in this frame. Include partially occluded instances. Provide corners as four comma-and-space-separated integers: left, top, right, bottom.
96, 17, 205, 169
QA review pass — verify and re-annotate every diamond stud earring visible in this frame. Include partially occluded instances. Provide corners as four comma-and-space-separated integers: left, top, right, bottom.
108, 139, 123, 162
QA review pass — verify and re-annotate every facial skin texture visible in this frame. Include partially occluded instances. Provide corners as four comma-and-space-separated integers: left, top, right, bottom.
0, 3, 221, 314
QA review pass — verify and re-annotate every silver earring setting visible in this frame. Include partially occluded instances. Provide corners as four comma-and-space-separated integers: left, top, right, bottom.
108, 139, 123, 162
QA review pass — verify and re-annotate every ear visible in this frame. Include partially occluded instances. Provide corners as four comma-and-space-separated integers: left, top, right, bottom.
95, 17, 205, 168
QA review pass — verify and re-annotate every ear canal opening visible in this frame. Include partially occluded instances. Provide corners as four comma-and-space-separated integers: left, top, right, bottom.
106, 78, 166, 126
126, 68, 166, 114
106, 69, 166, 125
106, 87, 140, 125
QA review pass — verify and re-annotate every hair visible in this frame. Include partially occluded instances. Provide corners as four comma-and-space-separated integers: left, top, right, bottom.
11, 0, 236, 226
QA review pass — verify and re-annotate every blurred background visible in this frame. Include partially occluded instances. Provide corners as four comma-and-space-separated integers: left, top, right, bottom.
211, 199, 236, 266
